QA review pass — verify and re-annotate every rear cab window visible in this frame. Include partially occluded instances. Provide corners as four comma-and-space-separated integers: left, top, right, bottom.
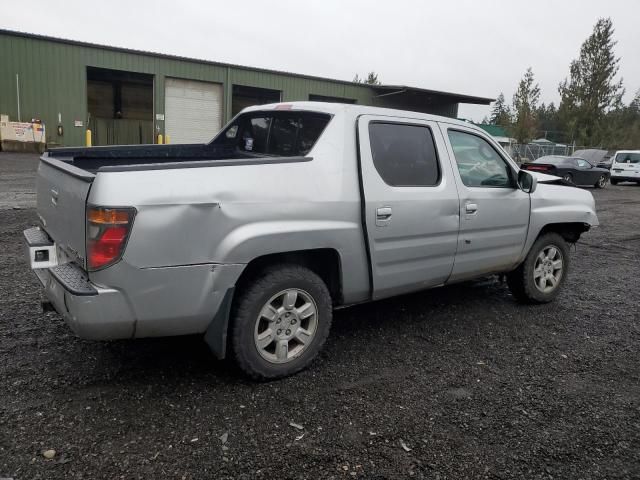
212, 111, 331, 157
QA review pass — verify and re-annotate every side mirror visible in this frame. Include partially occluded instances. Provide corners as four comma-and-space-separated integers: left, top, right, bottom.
518, 169, 537, 193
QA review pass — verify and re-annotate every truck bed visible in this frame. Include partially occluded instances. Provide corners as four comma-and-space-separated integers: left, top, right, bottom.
47, 143, 260, 173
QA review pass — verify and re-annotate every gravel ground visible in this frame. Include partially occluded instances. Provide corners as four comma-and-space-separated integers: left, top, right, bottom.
0, 152, 638, 479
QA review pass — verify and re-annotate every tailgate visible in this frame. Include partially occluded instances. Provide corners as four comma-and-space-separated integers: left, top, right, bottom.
36, 155, 95, 267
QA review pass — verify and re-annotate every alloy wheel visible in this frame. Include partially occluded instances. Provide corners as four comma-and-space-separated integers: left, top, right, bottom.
533, 245, 564, 293
253, 288, 318, 364
598, 175, 607, 188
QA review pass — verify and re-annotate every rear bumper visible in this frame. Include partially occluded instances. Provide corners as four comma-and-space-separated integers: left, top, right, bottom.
610, 174, 640, 182
25, 227, 245, 342
33, 266, 135, 340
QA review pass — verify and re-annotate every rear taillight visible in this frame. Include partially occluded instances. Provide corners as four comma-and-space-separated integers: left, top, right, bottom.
86, 207, 135, 270
525, 165, 551, 172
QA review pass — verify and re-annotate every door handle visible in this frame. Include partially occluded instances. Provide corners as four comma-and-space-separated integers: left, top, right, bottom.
376, 206, 393, 226
376, 207, 393, 218
465, 203, 478, 214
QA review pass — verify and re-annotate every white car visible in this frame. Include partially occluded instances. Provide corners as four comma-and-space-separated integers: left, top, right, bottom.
610, 150, 640, 185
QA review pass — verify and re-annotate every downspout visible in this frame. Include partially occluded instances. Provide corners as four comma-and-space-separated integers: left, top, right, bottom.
16, 74, 21, 122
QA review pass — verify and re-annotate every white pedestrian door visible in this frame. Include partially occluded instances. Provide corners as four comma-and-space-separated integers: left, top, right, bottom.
165, 78, 223, 144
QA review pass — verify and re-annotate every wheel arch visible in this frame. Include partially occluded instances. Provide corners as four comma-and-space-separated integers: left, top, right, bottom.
205, 248, 343, 361
234, 248, 344, 306
536, 222, 591, 244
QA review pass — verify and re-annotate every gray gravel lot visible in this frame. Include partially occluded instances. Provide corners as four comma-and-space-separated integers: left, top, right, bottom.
0, 152, 639, 479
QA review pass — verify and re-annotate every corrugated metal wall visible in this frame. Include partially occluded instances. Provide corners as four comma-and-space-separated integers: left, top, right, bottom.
0, 31, 462, 147
0, 32, 377, 146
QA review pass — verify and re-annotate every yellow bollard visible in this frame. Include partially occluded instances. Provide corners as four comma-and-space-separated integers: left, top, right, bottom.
85, 129, 92, 147
157, 134, 163, 145
164, 134, 170, 145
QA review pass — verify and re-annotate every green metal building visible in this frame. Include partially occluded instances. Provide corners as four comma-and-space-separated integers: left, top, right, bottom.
0, 29, 492, 147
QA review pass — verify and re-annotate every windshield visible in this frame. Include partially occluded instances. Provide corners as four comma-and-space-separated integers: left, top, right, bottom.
615, 152, 640, 164
211, 111, 331, 157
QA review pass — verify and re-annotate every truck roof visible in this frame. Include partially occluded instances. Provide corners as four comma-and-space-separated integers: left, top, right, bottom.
241, 101, 483, 133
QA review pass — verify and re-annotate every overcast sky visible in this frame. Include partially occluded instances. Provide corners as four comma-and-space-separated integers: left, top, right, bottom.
2, 0, 638, 121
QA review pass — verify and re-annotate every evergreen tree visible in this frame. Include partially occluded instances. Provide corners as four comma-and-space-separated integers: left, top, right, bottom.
630, 89, 640, 114
353, 72, 381, 85
489, 93, 511, 126
604, 89, 640, 148
512, 68, 540, 144
536, 102, 562, 142
558, 18, 625, 145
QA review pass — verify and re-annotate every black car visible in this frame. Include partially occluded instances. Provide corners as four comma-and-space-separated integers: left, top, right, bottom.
522, 155, 610, 188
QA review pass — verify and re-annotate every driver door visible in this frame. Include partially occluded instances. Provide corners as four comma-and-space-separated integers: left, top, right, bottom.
441, 124, 531, 281
575, 158, 595, 184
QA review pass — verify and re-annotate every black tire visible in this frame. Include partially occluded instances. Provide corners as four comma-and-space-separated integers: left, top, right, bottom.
230, 264, 332, 380
594, 174, 608, 189
610, 178, 618, 185
562, 173, 573, 184
507, 232, 570, 304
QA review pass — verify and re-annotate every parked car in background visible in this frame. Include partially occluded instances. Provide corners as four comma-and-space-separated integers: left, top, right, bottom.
24, 103, 599, 379
572, 149, 612, 169
610, 150, 640, 185
522, 155, 609, 188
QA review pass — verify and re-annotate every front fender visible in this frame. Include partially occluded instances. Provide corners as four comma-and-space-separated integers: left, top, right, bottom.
522, 184, 598, 259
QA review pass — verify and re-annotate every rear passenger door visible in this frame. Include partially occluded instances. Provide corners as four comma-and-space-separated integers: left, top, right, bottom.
441, 125, 530, 281
358, 115, 461, 300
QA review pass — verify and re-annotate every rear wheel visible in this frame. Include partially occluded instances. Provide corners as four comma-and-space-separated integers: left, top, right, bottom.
230, 265, 332, 380
507, 233, 570, 304
562, 173, 573, 184
594, 174, 608, 189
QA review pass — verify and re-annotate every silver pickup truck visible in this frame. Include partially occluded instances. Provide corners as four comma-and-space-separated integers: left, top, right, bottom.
24, 102, 598, 379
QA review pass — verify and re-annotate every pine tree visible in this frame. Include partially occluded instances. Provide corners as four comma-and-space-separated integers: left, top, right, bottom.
353, 72, 381, 85
605, 89, 640, 148
512, 68, 540, 144
536, 103, 562, 142
558, 18, 625, 145
489, 93, 511, 126
630, 89, 640, 114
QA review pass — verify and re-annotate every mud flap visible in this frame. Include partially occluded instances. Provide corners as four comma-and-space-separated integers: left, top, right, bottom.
204, 287, 235, 359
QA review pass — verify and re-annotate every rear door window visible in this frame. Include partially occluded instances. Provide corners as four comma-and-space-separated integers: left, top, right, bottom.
615, 153, 640, 164
368, 122, 441, 187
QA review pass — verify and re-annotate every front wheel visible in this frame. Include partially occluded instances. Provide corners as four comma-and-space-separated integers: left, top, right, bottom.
507, 233, 570, 304
229, 265, 333, 380
594, 174, 608, 189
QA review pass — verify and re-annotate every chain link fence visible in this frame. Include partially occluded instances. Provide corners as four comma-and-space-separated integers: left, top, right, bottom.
502, 143, 606, 165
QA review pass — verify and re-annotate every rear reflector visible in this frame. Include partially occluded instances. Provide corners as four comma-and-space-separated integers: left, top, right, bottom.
87, 207, 135, 270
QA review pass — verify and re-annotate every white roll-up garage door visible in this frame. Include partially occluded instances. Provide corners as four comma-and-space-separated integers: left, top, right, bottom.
165, 78, 223, 144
